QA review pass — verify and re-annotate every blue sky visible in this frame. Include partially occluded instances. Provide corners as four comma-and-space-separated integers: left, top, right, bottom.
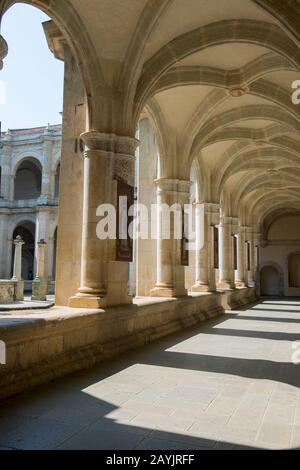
0, 4, 64, 131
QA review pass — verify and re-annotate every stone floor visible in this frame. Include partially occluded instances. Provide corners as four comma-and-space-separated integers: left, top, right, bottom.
0, 298, 299, 450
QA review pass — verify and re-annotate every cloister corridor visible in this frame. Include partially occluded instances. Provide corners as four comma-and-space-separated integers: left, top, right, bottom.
0, 299, 299, 451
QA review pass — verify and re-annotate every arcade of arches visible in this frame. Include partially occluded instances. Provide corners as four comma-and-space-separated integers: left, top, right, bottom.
0, 1, 300, 443
0, 126, 61, 292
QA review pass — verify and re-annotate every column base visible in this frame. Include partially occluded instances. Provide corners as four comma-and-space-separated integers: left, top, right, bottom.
150, 286, 187, 298
191, 283, 213, 293
31, 278, 47, 302
69, 261, 133, 309
235, 281, 247, 288
12, 280, 24, 301
69, 294, 106, 309
217, 281, 235, 291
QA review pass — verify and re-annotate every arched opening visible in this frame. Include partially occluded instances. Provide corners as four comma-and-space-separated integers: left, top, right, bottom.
14, 158, 42, 200
12, 221, 36, 284
289, 253, 300, 288
260, 265, 280, 297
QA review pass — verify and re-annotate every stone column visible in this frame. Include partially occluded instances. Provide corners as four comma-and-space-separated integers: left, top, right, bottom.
151, 178, 191, 298
69, 131, 138, 309
192, 203, 219, 292
0, 215, 8, 278
246, 227, 255, 287
0, 137, 12, 201
32, 240, 47, 301
247, 228, 256, 288
236, 225, 247, 288
253, 232, 260, 274
135, 118, 158, 297
217, 216, 235, 290
39, 133, 53, 204
11, 235, 25, 301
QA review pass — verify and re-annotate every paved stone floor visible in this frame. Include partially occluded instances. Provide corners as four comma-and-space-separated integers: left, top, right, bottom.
0, 298, 299, 450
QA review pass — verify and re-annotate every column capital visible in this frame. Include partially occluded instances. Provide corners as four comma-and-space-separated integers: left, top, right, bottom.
13, 235, 25, 247
81, 131, 139, 184
154, 178, 191, 195
0, 35, 8, 70
80, 131, 139, 155
220, 216, 237, 226
197, 202, 220, 214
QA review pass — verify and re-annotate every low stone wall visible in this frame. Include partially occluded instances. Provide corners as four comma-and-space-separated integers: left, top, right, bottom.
221, 287, 257, 310
0, 281, 15, 304
0, 288, 257, 400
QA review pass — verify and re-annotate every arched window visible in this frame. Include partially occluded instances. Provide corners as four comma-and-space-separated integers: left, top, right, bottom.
14, 158, 42, 200
12, 222, 36, 281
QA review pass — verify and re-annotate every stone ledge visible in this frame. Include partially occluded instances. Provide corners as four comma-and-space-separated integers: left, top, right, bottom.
0, 289, 257, 401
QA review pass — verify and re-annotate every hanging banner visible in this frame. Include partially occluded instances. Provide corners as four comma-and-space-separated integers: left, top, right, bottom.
181, 209, 189, 266
116, 180, 134, 262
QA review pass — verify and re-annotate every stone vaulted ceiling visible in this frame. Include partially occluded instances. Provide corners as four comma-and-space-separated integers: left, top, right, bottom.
0, 0, 300, 232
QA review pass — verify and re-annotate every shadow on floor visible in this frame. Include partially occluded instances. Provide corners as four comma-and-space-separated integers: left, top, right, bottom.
0, 298, 299, 449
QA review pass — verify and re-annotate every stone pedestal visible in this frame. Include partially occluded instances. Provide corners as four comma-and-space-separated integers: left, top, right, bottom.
0, 281, 14, 303
32, 240, 47, 301
11, 235, 25, 301
151, 178, 190, 298
192, 203, 219, 293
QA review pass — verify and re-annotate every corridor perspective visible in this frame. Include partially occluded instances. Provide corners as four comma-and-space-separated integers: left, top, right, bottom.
0, 299, 299, 450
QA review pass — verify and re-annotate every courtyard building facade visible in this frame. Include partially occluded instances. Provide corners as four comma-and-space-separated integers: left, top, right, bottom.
0, 125, 61, 292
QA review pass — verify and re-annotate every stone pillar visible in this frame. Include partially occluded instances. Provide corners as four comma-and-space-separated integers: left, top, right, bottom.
32, 240, 47, 301
0, 137, 12, 201
236, 225, 247, 288
247, 228, 256, 288
0, 215, 9, 278
192, 203, 219, 292
11, 235, 25, 301
39, 133, 53, 204
217, 217, 235, 290
151, 178, 190, 298
69, 131, 138, 309
136, 119, 157, 297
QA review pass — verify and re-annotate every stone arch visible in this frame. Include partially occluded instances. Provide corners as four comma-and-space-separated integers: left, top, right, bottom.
13, 157, 42, 200
135, 19, 300, 115
0, 0, 98, 129
11, 220, 36, 282
12, 152, 43, 177
258, 261, 284, 297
